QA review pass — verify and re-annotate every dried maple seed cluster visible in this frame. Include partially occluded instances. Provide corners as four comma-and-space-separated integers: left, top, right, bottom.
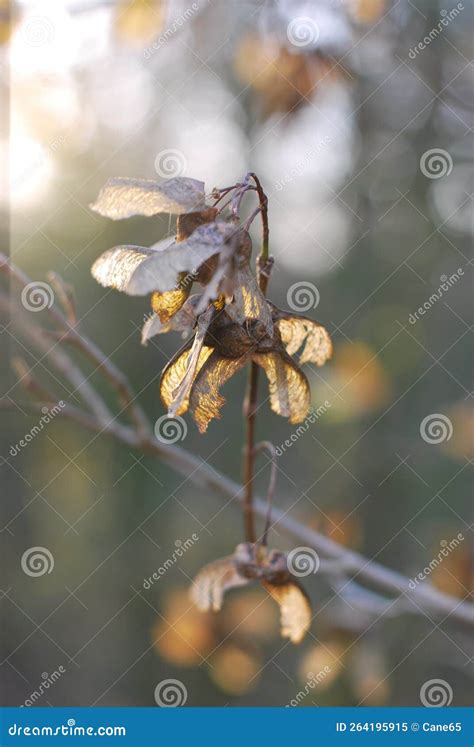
90, 173, 333, 642
191, 543, 312, 644
90, 175, 332, 433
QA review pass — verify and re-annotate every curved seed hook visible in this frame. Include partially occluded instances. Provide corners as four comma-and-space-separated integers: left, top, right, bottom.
253, 440, 277, 547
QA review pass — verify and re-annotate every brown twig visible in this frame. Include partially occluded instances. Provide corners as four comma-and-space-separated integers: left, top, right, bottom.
242, 173, 271, 543
253, 441, 277, 546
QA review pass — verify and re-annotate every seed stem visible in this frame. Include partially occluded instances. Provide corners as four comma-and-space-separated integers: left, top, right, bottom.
242, 173, 271, 542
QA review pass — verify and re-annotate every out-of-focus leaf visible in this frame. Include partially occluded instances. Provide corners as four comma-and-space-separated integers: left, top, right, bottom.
252, 351, 310, 424
152, 589, 215, 666
276, 312, 332, 366
209, 644, 261, 695
90, 176, 206, 218
262, 580, 312, 644
190, 555, 250, 612
115, 0, 164, 44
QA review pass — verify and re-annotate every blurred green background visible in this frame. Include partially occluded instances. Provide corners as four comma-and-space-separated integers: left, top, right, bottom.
1, 0, 473, 707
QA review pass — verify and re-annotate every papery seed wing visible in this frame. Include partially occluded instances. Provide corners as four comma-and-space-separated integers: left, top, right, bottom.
150, 288, 190, 324
160, 339, 214, 415
190, 556, 250, 612
90, 176, 206, 218
126, 222, 238, 295
252, 351, 310, 424
168, 306, 215, 417
225, 266, 273, 335
275, 310, 332, 366
91, 245, 163, 292
189, 351, 249, 433
262, 580, 312, 644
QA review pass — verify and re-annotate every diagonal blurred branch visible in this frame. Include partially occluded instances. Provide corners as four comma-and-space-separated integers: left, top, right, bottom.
1, 254, 473, 629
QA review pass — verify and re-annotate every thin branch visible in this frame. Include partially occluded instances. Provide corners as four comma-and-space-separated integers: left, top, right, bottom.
253, 440, 277, 546
0, 254, 150, 441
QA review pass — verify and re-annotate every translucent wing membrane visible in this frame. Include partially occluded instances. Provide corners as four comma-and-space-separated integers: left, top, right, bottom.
277, 313, 333, 366
92, 223, 236, 296
160, 341, 214, 416
190, 556, 250, 612
91, 245, 159, 292
90, 176, 206, 218
252, 351, 310, 424
189, 351, 249, 433
262, 581, 312, 644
